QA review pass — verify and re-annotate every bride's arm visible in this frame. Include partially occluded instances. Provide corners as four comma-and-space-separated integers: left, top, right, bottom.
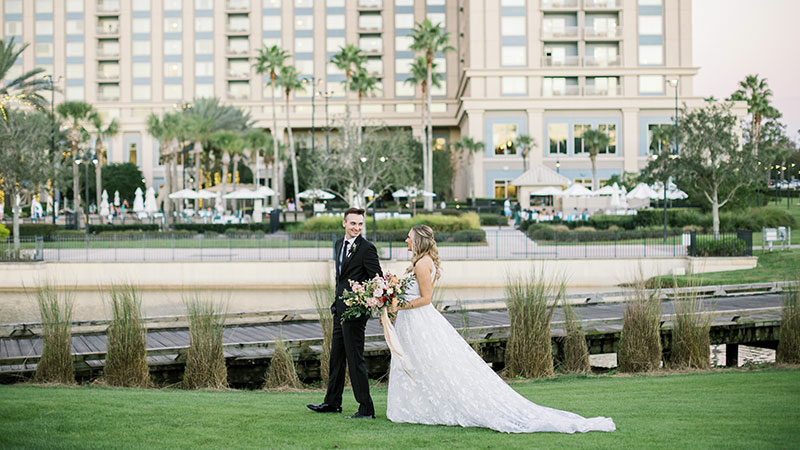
398, 258, 434, 310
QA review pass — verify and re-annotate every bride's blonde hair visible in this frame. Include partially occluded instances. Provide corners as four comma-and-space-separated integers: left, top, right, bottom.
406, 225, 441, 282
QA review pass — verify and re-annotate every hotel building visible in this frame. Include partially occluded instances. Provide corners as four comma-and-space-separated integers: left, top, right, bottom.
1, 0, 715, 201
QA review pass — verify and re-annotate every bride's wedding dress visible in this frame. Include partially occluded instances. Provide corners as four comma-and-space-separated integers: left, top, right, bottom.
386, 268, 615, 433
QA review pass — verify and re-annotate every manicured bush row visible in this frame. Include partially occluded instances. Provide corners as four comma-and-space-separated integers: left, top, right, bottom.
289, 228, 486, 243
479, 213, 507, 226
298, 212, 481, 233
89, 224, 159, 233
527, 227, 685, 242
693, 238, 747, 257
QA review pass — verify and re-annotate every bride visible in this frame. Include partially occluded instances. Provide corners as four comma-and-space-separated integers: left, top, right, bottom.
384, 225, 615, 433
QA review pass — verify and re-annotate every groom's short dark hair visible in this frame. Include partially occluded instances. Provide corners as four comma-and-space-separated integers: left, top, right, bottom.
343, 207, 365, 219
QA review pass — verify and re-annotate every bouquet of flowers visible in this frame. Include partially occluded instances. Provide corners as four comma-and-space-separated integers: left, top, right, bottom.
340, 272, 411, 323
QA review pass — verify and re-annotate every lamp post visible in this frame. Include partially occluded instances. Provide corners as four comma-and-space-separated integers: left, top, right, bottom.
78, 152, 97, 233
176, 102, 192, 193
323, 90, 332, 153
44, 74, 62, 224
556, 160, 560, 174
665, 78, 680, 243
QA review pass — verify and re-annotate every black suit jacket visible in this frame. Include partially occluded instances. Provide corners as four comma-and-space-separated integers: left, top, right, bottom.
332, 235, 383, 317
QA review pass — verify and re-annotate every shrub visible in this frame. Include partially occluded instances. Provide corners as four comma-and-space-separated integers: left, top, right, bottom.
309, 282, 335, 385
104, 284, 150, 387
777, 286, 800, 364
13, 224, 60, 237
559, 298, 590, 374
669, 280, 711, 369
504, 270, 560, 378
588, 214, 635, 230
32, 282, 75, 384
89, 224, 159, 234
479, 213, 506, 226
0, 224, 9, 238
618, 278, 663, 373
264, 338, 302, 389
182, 296, 228, 389
298, 212, 481, 234
694, 237, 747, 257
573, 226, 596, 233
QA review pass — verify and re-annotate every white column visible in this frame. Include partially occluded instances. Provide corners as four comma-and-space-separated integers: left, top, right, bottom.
622, 107, 639, 173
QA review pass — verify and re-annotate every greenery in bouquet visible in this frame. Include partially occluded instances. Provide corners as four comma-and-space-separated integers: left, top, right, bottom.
341, 272, 410, 323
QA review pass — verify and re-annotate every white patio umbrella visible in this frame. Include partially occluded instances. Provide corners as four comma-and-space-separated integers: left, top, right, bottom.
168, 188, 199, 199
362, 188, 375, 197
610, 189, 621, 208
255, 186, 275, 197
195, 189, 218, 199
392, 189, 411, 198
562, 183, 594, 197
144, 187, 158, 215
132, 187, 145, 213
530, 186, 564, 196
626, 182, 657, 200
298, 189, 335, 200
666, 188, 688, 200
113, 190, 120, 207
594, 185, 616, 196
99, 190, 110, 217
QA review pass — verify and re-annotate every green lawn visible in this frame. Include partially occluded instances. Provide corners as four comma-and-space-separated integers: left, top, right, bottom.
1, 369, 798, 449
650, 248, 800, 287
752, 198, 800, 245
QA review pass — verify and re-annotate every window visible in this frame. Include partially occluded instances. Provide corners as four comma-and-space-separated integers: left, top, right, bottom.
395, 58, 413, 74
493, 124, 518, 156
196, 61, 213, 76
648, 124, 671, 154
295, 38, 313, 53
35, 0, 53, 13
164, 40, 182, 55
638, 45, 662, 65
195, 17, 213, 32
573, 124, 590, 154
263, 15, 282, 31
228, 37, 249, 53
132, 85, 150, 100
164, 18, 182, 33
427, 13, 445, 26
548, 123, 568, 154
132, 41, 151, 56
35, 20, 54, 35
395, 81, 415, 97
228, 15, 249, 32
327, 37, 345, 52
502, 77, 526, 95
359, 36, 382, 53
501, 17, 525, 36
639, 75, 664, 94
35, 43, 53, 57
295, 60, 313, 74
66, 42, 84, 57
365, 58, 383, 75
227, 81, 249, 99
132, 0, 150, 10
4, 21, 22, 36
501, 0, 525, 5
494, 180, 517, 199
66, 20, 83, 34
264, 0, 280, 6
501, 46, 525, 66
128, 142, 138, 164
327, 15, 345, 30
396, 103, 415, 113
196, 84, 214, 98
228, 59, 250, 76
431, 80, 446, 96
295, 15, 313, 30
195, 39, 213, 54
543, 77, 566, 96
262, 37, 281, 48
294, 0, 312, 6
195, 0, 213, 8
98, 62, 119, 78
164, 0, 181, 9
98, 84, 120, 101
395, 0, 413, 5
359, 14, 382, 30
132, 62, 150, 77
66, 63, 84, 79
327, 0, 345, 6
638, 0, 661, 5
165, 62, 182, 77
66, 86, 84, 100
164, 84, 182, 100
132, 18, 150, 33
598, 124, 616, 154
395, 14, 414, 29
638, 15, 662, 35
395, 36, 413, 52
5, 0, 22, 13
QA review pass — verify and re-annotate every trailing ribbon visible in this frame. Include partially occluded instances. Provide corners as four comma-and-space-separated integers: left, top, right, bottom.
380, 308, 415, 383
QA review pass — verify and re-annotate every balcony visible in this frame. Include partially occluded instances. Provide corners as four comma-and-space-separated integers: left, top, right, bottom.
226, 71, 251, 79
541, 26, 579, 40
543, 85, 580, 97
227, 91, 249, 100
226, 48, 251, 56
357, 0, 382, 10
584, 54, 621, 67
96, 48, 120, 59
584, 0, 621, 9
541, 0, 578, 10
96, 0, 120, 14
96, 24, 120, 36
225, 0, 251, 11
96, 71, 120, 80
584, 26, 623, 40
541, 55, 580, 67
226, 26, 250, 35
584, 84, 622, 96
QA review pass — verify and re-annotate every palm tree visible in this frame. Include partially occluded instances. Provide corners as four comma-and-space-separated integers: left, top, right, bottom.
90, 113, 119, 210
243, 128, 270, 187
209, 130, 244, 212
146, 112, 184, 226
410, 19, 453, 211
350, 67, 378, 145
454, 136, 484, 203
276, 64, 305, 207
514, 135, 536, 172
730, 74, 780, 154
406, 56, 442, 201
253, 45, 289, 208
581, 128, 611, 191
56, 101, 95, 229
0, 38, 50, 117
330, 44, 366, 149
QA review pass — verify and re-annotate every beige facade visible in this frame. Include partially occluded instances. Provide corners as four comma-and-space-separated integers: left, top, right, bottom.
2, 0, 741, 201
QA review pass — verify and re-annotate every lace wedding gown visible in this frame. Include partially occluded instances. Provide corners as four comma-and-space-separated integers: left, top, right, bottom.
386, 268, 615, 433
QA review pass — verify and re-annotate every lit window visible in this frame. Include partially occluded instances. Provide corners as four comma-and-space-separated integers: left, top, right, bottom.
165, 63, 182, 77
164, 18, 182, 33
573, 124, 590, 154
494, 180, 517, 199
493, 124, 518, 155
548, 123, 568, 155
295, 38, 314, 53
128, 142, 138, 164
295, 15, 313, 30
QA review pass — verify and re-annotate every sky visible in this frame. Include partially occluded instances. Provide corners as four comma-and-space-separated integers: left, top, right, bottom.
692, 0, 800, 141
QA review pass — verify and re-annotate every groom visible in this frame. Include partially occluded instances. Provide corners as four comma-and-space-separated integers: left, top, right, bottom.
307, 207, 382, 419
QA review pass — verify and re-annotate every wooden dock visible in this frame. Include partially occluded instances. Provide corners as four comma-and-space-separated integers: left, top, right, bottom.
0, 286, 785, 387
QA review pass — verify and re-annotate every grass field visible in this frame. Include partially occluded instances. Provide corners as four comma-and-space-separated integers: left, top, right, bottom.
752, 198, 800, 245
1, 369, 798, 449
650, 248, 800, 287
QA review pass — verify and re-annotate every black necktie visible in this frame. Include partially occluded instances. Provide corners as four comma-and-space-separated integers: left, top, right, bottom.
341, 241, 349, 266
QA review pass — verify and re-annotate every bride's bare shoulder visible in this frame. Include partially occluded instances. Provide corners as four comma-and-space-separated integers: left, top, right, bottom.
413, 256, 434, 274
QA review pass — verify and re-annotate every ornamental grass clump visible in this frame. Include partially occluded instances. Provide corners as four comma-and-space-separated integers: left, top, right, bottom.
618, 278, 663, 373
504, 270, 561, 378
104, 284, 150, 387
264, 337, 302, 390
455, 300, 482, 355
182, 296, 228, 389
559, 297, 590, 374
310, 282, 335, 384
777, 284, 800, 364
31, 282, 75, 384
669, 280, 712, 370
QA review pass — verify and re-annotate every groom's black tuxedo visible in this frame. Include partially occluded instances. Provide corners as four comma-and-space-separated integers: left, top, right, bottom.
324, 234, 382, 416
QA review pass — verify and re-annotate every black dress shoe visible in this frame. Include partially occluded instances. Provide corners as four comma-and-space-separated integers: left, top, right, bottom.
349, 412, 376, 419
307, 403, 342, 413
